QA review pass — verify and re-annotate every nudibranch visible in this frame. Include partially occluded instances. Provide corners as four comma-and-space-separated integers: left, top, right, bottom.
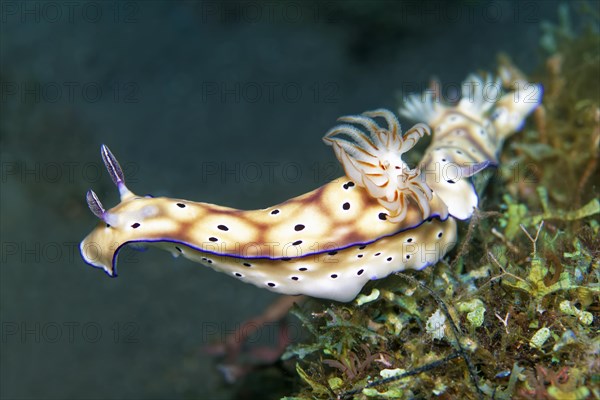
80, 73, 542, 302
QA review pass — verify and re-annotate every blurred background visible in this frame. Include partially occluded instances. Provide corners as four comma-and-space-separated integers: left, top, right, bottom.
0, 0, 581, 398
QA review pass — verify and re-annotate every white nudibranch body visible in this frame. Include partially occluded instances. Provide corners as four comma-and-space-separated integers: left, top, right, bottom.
401, 73, 542, 220
80, 71, 542, 302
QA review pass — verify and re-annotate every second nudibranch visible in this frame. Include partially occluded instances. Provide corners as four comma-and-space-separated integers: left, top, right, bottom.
80, 73, 541, 302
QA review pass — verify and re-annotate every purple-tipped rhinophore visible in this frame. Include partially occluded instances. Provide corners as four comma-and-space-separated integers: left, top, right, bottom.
86, 189, 105, 220
101, 144, 125, 187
